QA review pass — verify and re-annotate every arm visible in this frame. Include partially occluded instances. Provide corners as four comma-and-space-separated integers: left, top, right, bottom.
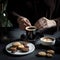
6, 0, 31, 28
53, 18, 60, 30
6, 0, 18, 27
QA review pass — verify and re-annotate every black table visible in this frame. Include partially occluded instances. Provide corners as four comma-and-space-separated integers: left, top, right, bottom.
0, 27, 60, 60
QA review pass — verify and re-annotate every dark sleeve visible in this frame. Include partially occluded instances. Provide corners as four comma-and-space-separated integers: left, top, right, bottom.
54, 18, 60, 28
50, 0, 60, 29
6, 0, 21, 27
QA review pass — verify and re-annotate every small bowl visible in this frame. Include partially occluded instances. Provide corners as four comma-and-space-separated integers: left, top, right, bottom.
40, 36, 56, 46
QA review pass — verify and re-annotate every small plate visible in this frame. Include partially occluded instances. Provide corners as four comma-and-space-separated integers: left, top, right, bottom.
5, 41, 35, 55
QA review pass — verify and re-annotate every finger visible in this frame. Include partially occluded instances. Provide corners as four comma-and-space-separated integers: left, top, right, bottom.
35, 22, 42, 29
26, 20, 31, 26
23, 19, 31, 26
24, 23, 27, 27
42, 21, 47, 26
23, 23, 29, 30
19, 17, 31, 26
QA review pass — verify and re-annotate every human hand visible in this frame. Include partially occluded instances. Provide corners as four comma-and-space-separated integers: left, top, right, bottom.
34, 17, 56, 30
17, 16, 31, 30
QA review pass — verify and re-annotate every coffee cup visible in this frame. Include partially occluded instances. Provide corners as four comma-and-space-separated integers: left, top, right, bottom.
25, 26, 36, 40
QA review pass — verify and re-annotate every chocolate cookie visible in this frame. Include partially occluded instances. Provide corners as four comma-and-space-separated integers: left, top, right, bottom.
21, 47, 29, 52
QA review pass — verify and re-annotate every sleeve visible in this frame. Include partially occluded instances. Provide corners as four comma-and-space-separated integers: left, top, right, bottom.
54, 18, 60, 29
6, 0, 20, 27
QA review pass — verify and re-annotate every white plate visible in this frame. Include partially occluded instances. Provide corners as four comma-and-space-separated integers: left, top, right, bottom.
6, 41, 35, 55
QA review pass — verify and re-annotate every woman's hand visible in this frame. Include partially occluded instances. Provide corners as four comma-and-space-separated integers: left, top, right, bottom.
34, 17, 56, 30
17, 16, 31, 30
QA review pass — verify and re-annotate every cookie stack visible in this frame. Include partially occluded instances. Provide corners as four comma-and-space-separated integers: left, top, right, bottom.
7, 42, 29, 53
